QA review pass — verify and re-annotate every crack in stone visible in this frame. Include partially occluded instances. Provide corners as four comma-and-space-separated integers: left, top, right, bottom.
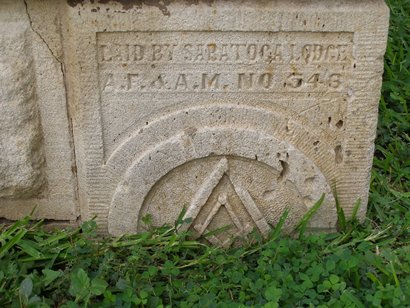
23, 0, 63, 66
23, 0, 69, 103
23, 0, 81, 218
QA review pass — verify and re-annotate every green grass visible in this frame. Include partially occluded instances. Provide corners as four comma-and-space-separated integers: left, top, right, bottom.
1, 0, 409, 307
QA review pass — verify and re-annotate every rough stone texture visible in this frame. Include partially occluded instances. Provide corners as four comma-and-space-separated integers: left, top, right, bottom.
0, 0, 78, 222
0, 0, 389, 245
0, 2, 45, 199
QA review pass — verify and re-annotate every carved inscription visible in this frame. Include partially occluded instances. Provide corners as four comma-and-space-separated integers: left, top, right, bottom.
97, 31, 353, 158
97, 32, 353, 93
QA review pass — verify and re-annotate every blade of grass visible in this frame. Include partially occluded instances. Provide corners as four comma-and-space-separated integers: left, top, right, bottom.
0, 228, 27, 258
202, 224, 233, 238
351, 198, 361, 222
269, 208, 289, 241
334, 190, 347, 232
295, 193, 325, 237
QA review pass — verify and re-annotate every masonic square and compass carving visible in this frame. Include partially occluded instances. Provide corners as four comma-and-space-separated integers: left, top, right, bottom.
107, 105, 339, 239
139, 155, 332, 247
178, 157, 271, 247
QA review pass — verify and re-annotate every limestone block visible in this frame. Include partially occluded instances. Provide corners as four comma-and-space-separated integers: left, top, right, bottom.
0, 0, 78, 222
58, 0, 389, 244
0, 0, 389, 245
0, 6, 45, 198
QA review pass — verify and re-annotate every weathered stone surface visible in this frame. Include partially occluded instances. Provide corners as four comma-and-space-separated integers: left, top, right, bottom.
0, 2, 45, 199
67, 0, 388, 242
0, 0, 78, 222
0, 0, 389, 245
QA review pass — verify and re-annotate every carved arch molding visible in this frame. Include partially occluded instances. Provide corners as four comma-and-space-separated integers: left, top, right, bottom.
108, 104, 338, 246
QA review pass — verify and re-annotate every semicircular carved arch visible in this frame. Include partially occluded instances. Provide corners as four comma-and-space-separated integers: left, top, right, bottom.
105, 104, 339, 180
108, 124, 338, 238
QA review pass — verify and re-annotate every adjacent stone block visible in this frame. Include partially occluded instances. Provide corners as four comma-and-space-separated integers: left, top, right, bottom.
0, 0, 389, 245
0, 0, 78, 222
0, 21, 45, 199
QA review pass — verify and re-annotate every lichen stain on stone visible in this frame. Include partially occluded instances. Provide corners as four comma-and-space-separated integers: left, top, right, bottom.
67, 0, 215, 16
